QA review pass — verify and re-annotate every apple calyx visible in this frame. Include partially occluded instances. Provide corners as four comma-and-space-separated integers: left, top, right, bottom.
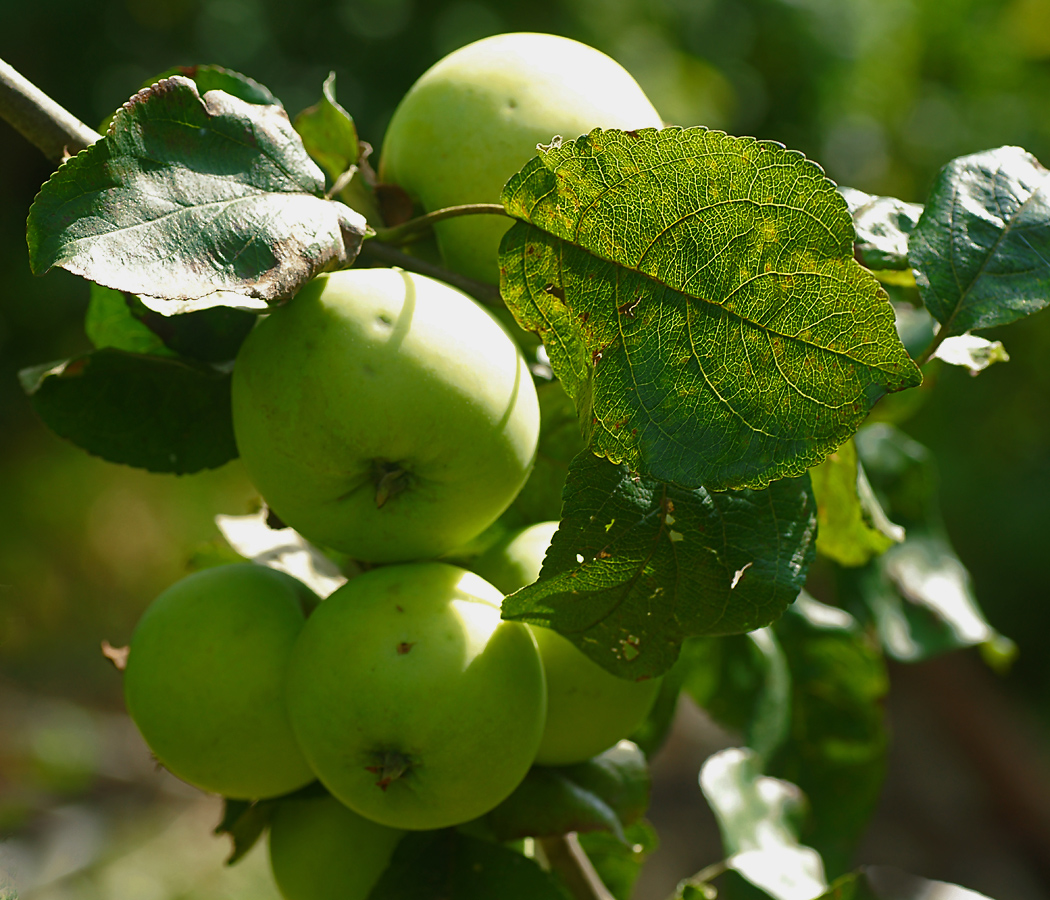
370, 460, 411, 508
364, 750, 413, 790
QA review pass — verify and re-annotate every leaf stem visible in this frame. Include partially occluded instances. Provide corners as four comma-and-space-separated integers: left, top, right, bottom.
357, 239, 503, 308
0, 56, 101, 161
371, 202, 509, 245
537, 834, 617, 900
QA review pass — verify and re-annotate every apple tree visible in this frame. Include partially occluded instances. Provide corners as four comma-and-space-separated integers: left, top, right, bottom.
0, 29, 1044, 900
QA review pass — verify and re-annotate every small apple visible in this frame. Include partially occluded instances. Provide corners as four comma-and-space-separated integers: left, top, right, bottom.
473, 522, 662, 766
268, 793, 404, 900
285, 562, 546, 830
123, 564, 317, 799
378, 32, 663, 284
231, 268, 540, 563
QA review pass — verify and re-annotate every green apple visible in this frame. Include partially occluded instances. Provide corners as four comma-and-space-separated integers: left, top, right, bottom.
231, 268, 539, 563
379, 32, 663, 284
123, 564, 317, 799
268, 793, 404, 900
286, 562, 546, 830
473, 522, 662, 766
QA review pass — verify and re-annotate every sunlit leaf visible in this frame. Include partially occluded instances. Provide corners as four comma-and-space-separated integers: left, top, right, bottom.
933, 334, 1009, 375
20, 348, 237, 473
28, 76, 368, 311
910, 146, 1050, 336
85, 283, 174, 356
809, 439, 903, 567
839, 187, 924, 271
500, 127, 921, 491
502, 451, 817, 679
846, 425, 1014, 664
700, 746, 827, 900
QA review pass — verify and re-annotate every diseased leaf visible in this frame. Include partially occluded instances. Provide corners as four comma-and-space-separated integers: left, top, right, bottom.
810, 439, 903, 567
28, 76, 368, 311
909, 146, 1050, 336
769, 596, 888, 878
838, 187, 923, 271
502, 451, 816, 679
933, 334, 1009, 375
21, 348, 237, 473
486, 741, 649, 841
368, 830, 565, 900
500, 127, 921, 492
700, 747, 827, 900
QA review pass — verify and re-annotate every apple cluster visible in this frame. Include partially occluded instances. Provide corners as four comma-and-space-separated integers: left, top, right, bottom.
120, 32, 665, 900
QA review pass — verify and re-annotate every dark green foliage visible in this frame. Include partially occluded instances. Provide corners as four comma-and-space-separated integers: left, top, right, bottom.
503, 452, 817, 678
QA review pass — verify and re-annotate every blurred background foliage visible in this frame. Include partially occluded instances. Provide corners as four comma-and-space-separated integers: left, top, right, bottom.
2, 0, 1050, 897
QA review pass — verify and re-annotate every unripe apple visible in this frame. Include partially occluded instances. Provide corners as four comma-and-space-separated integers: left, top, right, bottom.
123, 564, 317, 799
379, 32, 663, 284
473, 522, 662, 766
231, 268, 539, 563
286, 562, 546, 830
268, 793, 404, 900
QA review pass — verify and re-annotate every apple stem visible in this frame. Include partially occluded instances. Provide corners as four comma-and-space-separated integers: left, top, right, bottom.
0, 56, 101, 162
370, 203, 509, 247
537, 834, 617, 900
357, 240, 503, 308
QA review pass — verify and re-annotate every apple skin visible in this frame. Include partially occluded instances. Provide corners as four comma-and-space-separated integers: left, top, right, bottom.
473, 522, 662, 766
123, 564, 317, 799
231, 268, 539, 563
285, 562, 547, 830
268, 793, 404, 900
378, 32, 663, 284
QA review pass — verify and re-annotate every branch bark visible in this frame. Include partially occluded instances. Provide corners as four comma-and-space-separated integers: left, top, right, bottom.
0, 57, 100, 162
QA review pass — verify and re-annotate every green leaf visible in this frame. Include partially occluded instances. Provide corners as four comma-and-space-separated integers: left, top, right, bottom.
486, 741, 650, 842
367, 830, 566, 900
499, 127, 921, 492
932, 334, 1009, 375
810, 439, 903, 567
85, 283, 174, 356
909, 146, 1050, 336
510, 381, 587, 525
681, 630, 791, 764
768, 596, 888, 877
28, 76, 368, 312
700, 746, 827, 900
848, 425, 1014, 664
577, 821, 658, 900
294, 73, 383, 226
502, 451, 817, 679
20, 348, 238, 473
628, 655, 689, 757
148, 64, 282, 107
839, 187, 924, 271
818, 868, 995, 900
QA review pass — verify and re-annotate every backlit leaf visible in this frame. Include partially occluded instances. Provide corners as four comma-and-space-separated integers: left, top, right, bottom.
500, 127, 921, 491
28, 76, 368, 311
909, 146, 1050, 336
502, 451, 816, 679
